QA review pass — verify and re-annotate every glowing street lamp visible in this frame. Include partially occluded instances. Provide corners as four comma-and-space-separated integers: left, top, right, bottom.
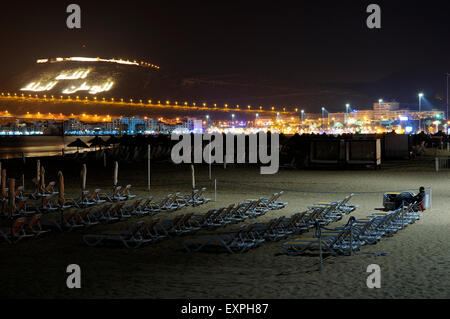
345, 104, 350, 125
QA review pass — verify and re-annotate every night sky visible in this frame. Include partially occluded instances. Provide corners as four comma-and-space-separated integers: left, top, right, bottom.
0, 0, 449, 111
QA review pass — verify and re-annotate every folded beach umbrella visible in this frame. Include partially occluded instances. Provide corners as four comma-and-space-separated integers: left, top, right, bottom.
81, 164, 87, 191
58, 171, 65, 206
36, 160, 40, 186
40, 166, 45, 192
2, 169, 7, 199
8, 178, 15, 219
113, 161, 118, 187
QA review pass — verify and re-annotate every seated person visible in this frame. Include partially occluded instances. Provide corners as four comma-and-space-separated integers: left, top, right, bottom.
394, 187, 425, 209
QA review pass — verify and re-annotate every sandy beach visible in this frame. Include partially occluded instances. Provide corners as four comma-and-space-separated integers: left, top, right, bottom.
1, 153, 449, 299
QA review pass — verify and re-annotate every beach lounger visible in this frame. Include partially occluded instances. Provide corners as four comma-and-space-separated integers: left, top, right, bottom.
87, 189, 107, 205
102, 186, 127, 202
120, 184, 137, 200
35, 181, 58, 198
42, 209, 86, 232
193, 188, 211, 205
156, 214, 186, 237
276, 214, 304, 236
0, 217, 32, 244
172, 213, 201, 234
191, 209, 217, 228
237, 201, 264, 219
183, 223, 260, 254
216, 204, 242, 224
73, 190, 90, 208
2, 198, 36, 217
178, 190, 199, 207
312, 194, 358, 216
75, 208, 100, 227
161, 192, 186, 211
124, 198, 144, 216
140, 196, 162, 214
139, 219, 166, 242
74, 189, 105, 207
249, 217, 287, 242
25, 214, 50, 237
282, 224, 358, 256
260, 191, 288, 210
97, 202, 126, 224
150, 194, 179, 212
35, 195, 60, 213
205, 207, 231, 228
83, 221, 151, 248
15, 186, 24, 200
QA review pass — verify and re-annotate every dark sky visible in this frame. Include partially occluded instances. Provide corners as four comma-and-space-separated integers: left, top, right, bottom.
0, 0, 449, 111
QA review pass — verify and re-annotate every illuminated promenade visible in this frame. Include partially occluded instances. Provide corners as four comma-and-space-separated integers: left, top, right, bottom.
0, 92, 296, 121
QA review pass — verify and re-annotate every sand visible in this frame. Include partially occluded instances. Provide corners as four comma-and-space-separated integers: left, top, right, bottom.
1, 154, 450, 299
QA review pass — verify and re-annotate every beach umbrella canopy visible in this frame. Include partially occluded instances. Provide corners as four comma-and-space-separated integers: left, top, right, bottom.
58, 171, 64, 205
105, 135, 120, 146
68, 138, 89, 150
119, 135, 134, 146
89, 137, 108, 149
88, 136, 106, 145
81, 164, 87, 190
88, 136, 101, 144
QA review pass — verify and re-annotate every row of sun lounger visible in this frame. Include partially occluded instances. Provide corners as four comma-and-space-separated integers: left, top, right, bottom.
0, 186, 211, 219
282, 199, 423, 256
182, 193, 356, 254
0, 214, 50, 244
0, 188, 212, 243
82, 192, 288, 248
1, 185, 136, 217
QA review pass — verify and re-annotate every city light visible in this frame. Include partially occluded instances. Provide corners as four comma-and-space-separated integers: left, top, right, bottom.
56, 69, 90, 80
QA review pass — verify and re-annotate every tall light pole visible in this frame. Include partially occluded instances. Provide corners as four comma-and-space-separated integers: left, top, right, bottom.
301, 110, 305, 124
446, 73, 449, 126
418, 93, 424, 132
378, 99, 383, 123
345, 104, 350, 127
322, 107, 326, 130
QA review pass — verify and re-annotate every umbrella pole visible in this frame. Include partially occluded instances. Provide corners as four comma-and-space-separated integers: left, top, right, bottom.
8, 178, 15, 235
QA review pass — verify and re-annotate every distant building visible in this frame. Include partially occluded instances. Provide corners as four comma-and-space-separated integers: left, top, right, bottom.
120, 117, 147, 134
373, 101, 400, 121
328, 112, 346, 124
350, 110, 374, 122
145, 118, 159, 131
